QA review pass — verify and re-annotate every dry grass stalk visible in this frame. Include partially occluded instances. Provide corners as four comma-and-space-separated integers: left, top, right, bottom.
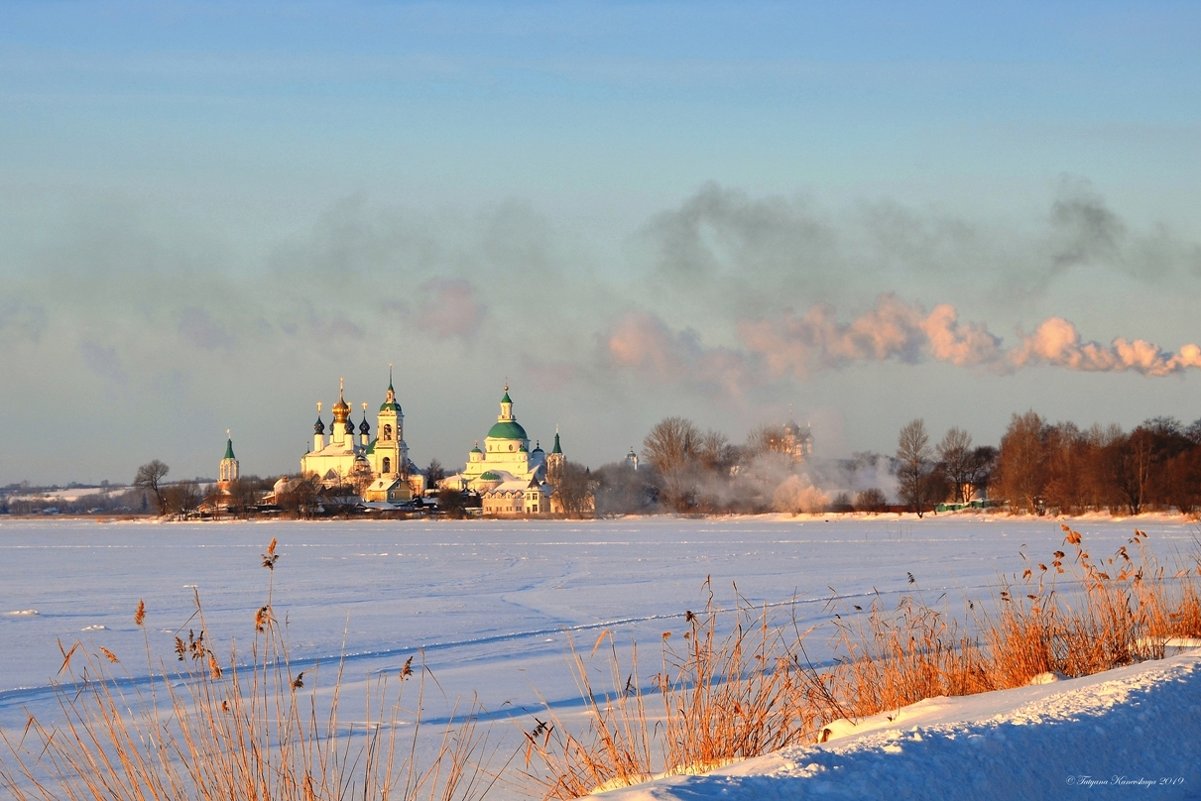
528, 526, 1201, 799
1, 539, 494, 801
525, 580, 821, 800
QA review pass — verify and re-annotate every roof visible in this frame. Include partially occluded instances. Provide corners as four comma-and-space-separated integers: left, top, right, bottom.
487, 420, 528, 441
223, 438, 236, 460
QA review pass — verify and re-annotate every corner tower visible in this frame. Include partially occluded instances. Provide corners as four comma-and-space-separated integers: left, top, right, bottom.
218, 431, 239, 490
546, 428, 565, 484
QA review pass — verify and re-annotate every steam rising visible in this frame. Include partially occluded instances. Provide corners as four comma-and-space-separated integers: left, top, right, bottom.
609, 294, 1201, 385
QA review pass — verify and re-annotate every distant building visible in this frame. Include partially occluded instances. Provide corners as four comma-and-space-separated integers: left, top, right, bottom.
443, 385, 567, 516
199, 431, 240, 515
300, 373, 425, 503
782, 420, 814, 462
218, 432, 239, 490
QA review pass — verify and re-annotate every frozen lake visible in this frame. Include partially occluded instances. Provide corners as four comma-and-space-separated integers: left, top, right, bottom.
2, 514, 1197, 796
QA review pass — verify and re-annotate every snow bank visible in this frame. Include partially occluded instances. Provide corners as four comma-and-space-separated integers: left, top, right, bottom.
598, 650, 1201, 800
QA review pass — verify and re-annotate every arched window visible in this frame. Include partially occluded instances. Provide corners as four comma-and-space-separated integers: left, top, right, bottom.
383, 424, 392, 441
382, 457, 392, 474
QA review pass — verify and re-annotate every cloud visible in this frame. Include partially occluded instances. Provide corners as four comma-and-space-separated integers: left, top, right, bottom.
178, 306, 237, 350
0, 299, 47, 342
1010, 317, 1201, 376
920, 304, 1004, 367
605, 310, 751, 396
415, 278, 486, 340
738, 294, 1000, 377
633, 182, 839, 306
1049, 175, 1127, 270
78, 340, 128, 384
609, 295, 1201, 395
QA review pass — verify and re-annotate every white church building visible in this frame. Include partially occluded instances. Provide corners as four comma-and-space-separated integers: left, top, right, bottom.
443, 385, 566, 516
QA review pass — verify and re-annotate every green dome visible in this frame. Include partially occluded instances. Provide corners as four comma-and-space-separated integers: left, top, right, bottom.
487, 420, 528, 440
480, 471, 502, 481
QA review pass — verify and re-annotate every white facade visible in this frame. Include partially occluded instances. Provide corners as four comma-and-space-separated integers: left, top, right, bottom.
300, 375, 424, 502
445, 386, 565, 516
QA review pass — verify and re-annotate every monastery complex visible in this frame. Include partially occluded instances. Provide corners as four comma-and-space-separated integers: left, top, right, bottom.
293, 374, 570, 516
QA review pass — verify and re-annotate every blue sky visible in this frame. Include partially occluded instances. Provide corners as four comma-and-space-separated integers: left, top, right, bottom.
3, 1, 1201, 485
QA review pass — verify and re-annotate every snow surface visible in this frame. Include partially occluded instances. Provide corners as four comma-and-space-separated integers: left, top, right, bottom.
600, 650, 1201, 801
2, 515, 1200, 800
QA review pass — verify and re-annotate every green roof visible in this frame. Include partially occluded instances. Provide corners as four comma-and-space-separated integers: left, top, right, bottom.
551, 432, 562, 454
487, 420, 528, 440
379, 400, 402, 412
223, 439, 236, 460
480, 471, 502, 481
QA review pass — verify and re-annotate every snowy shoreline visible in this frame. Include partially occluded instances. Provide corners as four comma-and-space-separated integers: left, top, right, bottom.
599, 649, 1201, 800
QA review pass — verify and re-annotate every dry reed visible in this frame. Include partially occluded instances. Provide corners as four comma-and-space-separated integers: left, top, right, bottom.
0, 538, 496, 801
526, 526, 1201, 799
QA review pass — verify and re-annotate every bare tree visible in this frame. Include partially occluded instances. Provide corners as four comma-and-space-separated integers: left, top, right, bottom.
996, 410, 1047, 514
1113, 427, 1155, 515
592, 461, 659, 516
896, 419, 931, 517
425, 458, 446, 486
967, 446, 998, 502
554, 462, 596, 518
278, 475, 321, 519
133, 460, 170, 515
643, 417, 699, 474
745, 424, 788, 457
643, 417, 701, 512
936, 427, 974, 504
854, 487, 888, 513
162, 481, 202, 518
696, 429, 736, 473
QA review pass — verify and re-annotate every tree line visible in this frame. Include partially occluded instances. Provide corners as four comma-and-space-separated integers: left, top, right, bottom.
116, 408, 1201, 521
896, 412, 1201, 516
585, 417, 892, 516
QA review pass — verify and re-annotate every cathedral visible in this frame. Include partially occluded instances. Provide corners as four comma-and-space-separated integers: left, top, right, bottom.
300, 374, 425, 502
443, 385, 566, 516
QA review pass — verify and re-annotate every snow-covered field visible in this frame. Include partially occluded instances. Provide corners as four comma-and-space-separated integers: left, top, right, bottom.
2, 515, 1199, 799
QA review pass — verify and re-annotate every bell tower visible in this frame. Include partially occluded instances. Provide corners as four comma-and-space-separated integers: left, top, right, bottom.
218, 430, 239, 490
375, 366, 405, 479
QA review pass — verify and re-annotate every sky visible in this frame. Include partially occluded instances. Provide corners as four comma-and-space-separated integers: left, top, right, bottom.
3, 1, 1201, 485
